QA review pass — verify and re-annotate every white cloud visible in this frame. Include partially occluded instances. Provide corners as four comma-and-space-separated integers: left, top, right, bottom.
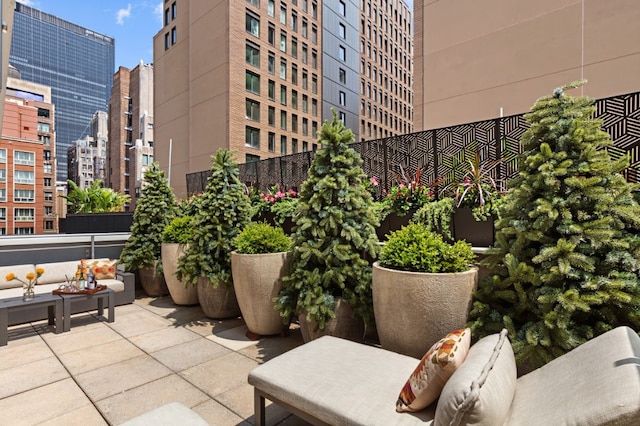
153, 2, 163, 24
116, 4, 132, 26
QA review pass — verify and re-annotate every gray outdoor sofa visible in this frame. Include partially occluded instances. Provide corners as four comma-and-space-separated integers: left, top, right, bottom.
249, 326, 640, 425
0, 259, 134, 325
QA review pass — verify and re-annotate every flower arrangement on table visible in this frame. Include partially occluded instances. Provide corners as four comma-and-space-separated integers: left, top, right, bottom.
250, 185, 299, 226
5, 268, 45, 300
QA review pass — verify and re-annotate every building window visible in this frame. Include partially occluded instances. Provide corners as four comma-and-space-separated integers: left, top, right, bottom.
268, 23, 275, 45
247, 0, 259, 7
14, 208, 34, 221
301, 44, 308, 64
280, 31, 287, 52
302, 117, 308, 135
311, 49, 317, 68
14, 189, 34, 202
280, 110, 287, 130
268, 132, 276, 152
339, 0, 346, 16
302, 70, 308, 89
291, 90, 298, 109
44, 206, 53, 216
339, 45, 346, 61
302, 18, 308, 38
311, 74, 317, 94
0, 149, 6, 163
246, 99, 260, 121
280, 135, 287, 155
339, 23, 346, 38
268, 79, 275, 100
246, 71, 260, 94
37, 122, 50, 132
164, 8, 170, 26
44, 192, 53, 202
37, 108, 50, 118
280, 59, 287, 79
15, 227, 34, 235
292, 114, 298, 133
280, 2, 287, 24
268, 106, 276, 125
268, 52, 275, 73
171, 2, 177, 19
292, 138, 298, 154
0, 208, 5, 221
246, 41, 260, 67
43, 177, 51, 186
246, 11, 260, 37
0, 168, 5, 182
164, 32, 170, 49
291, 11, 298, 31
280, 85, 287, 105
44, 221, 54, 231
303, 141, 309, 152
171, 27, 177, 45
302, 95, 308, 113
312, 98, 318, 116
291, 64, 298, 84
245, 126, 260, 148
339, 91, 346, 106
311, 24, 317, 44
339, 68, 346, 84
268, 0, 274, 16
291, 37, 298, 58
0, 188, 4, 201
14, 170, 34, 184
339, 111, 346, 123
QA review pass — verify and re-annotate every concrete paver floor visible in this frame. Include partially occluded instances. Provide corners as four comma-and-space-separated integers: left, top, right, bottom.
0, 295, 309, 425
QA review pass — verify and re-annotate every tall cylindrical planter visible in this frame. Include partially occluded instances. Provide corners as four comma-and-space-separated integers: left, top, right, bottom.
372, 262, 478, 359
197, 277, 241, 319
298, 298, 365, 343
161, 243, 198, 305
138, 265, 169, 297
231, 251, 290, 336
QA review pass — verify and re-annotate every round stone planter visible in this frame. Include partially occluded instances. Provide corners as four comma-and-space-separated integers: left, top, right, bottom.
138, 264, 169, 297
161, 243, 198, 305
298, 297, 365, 343
197, 276, 241, 319
372, 262, 478, 359
231, 251, 291, 336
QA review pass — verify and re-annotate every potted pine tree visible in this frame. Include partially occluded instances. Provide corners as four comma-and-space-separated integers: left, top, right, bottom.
177, 149, 252, 319
276, 111, 380, 342
373, 223, 477, 359
469, 81, 640, 374
231, 222, 292, 337
120, 162, 177, 296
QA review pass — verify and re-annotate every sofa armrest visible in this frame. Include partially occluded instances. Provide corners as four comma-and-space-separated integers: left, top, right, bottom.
508, 326, 640, 425
116, 270, 135, 304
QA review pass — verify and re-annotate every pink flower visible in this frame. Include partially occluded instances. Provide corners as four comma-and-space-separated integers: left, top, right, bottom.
371, 176, 379, 187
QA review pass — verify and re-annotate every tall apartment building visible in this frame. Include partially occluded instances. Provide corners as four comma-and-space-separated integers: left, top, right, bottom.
67, 111, 108, 189
153, 0, 412, 198
107, 63, 154, 211
0, 77, 56, 235
10, 2, 114, 182
414, 0, 640, 130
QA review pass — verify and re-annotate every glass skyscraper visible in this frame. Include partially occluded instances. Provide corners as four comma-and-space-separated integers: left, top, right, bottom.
10, 3, 114, 181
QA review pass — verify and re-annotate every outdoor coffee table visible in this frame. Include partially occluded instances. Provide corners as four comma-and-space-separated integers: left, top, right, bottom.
0, 293, 63, 346
56, 286, 115, 332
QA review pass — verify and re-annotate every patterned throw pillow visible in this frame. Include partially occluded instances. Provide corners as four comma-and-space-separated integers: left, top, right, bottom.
90, 259, 117, 280
396, 328, 471, 413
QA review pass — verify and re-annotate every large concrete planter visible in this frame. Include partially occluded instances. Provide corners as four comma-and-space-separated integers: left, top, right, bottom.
197, 276, 241, 319
372, 262, 478, 359
231, 251, 290, 336
161, 243, 198, 305
138, 264, 169, 297
298, 298, 365, 343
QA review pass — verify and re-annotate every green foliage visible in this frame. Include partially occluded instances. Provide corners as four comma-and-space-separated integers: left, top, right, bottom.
177, 149, 252, 287
62, 180, 130, 213
120, 163, 178, 272
276, 111, 381, 330
412, 197, 455, 240
382, 167, 432, 216
380, 223, 475, 273
469, 81, 640, 371
162, 216, 194, 244
233, 222, 291, 254
249, 186, 299, 227
177, 193, 203, 217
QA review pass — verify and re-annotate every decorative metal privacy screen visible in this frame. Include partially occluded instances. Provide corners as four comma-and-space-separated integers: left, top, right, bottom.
186, 91, 640, 197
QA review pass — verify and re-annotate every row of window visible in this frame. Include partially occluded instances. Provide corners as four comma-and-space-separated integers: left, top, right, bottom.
0, 227, 39, 235
246, 9, 318, 48
0, 150, 35, 165
361, 79, 412, 120
163, 1, 177, 26
361, 0, 412, 35
0, 208, 34, 221
245, 70, 320, 109
248, 0, 319, 21
246, 127, 317, 155
360, 115, 412, 140
246, 98, 319, 135
0, 187, 54, 202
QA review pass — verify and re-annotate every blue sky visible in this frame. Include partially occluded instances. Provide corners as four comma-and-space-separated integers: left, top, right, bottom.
17, 0, 162, 71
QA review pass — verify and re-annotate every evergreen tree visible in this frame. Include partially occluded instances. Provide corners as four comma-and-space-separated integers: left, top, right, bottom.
469, 81, 640, 370
120, 162, 178, 271
177, 149, 252, 286
276, 111, 380, 329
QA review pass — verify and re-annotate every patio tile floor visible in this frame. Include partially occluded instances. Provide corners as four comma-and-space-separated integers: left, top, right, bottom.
0, 295, 307, 425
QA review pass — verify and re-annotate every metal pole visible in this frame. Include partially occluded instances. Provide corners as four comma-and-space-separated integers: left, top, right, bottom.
168, 138, 172, 185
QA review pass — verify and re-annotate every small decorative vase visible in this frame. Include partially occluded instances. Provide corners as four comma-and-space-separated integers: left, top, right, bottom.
23, 284, 35, 301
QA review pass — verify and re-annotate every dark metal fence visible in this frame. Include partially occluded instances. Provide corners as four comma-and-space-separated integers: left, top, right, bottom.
186, 91, 640, 197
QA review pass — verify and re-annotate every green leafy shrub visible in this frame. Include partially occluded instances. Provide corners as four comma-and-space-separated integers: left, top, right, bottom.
162, 216, 194, 244
233, 222, 291, 254
177, 149, 252, 287
412, 197, 455, 240
380, 223, 475, 273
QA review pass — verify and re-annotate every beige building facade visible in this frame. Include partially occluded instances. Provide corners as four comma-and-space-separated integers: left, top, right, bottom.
414, 0, 640, 130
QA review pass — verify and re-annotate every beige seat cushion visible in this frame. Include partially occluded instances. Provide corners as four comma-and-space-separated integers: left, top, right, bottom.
35, 261, 80, 285
0, 264, 35, 289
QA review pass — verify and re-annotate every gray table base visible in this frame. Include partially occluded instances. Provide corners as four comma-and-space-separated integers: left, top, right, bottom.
61, 288, 115, 332
0, 293, 63, 346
